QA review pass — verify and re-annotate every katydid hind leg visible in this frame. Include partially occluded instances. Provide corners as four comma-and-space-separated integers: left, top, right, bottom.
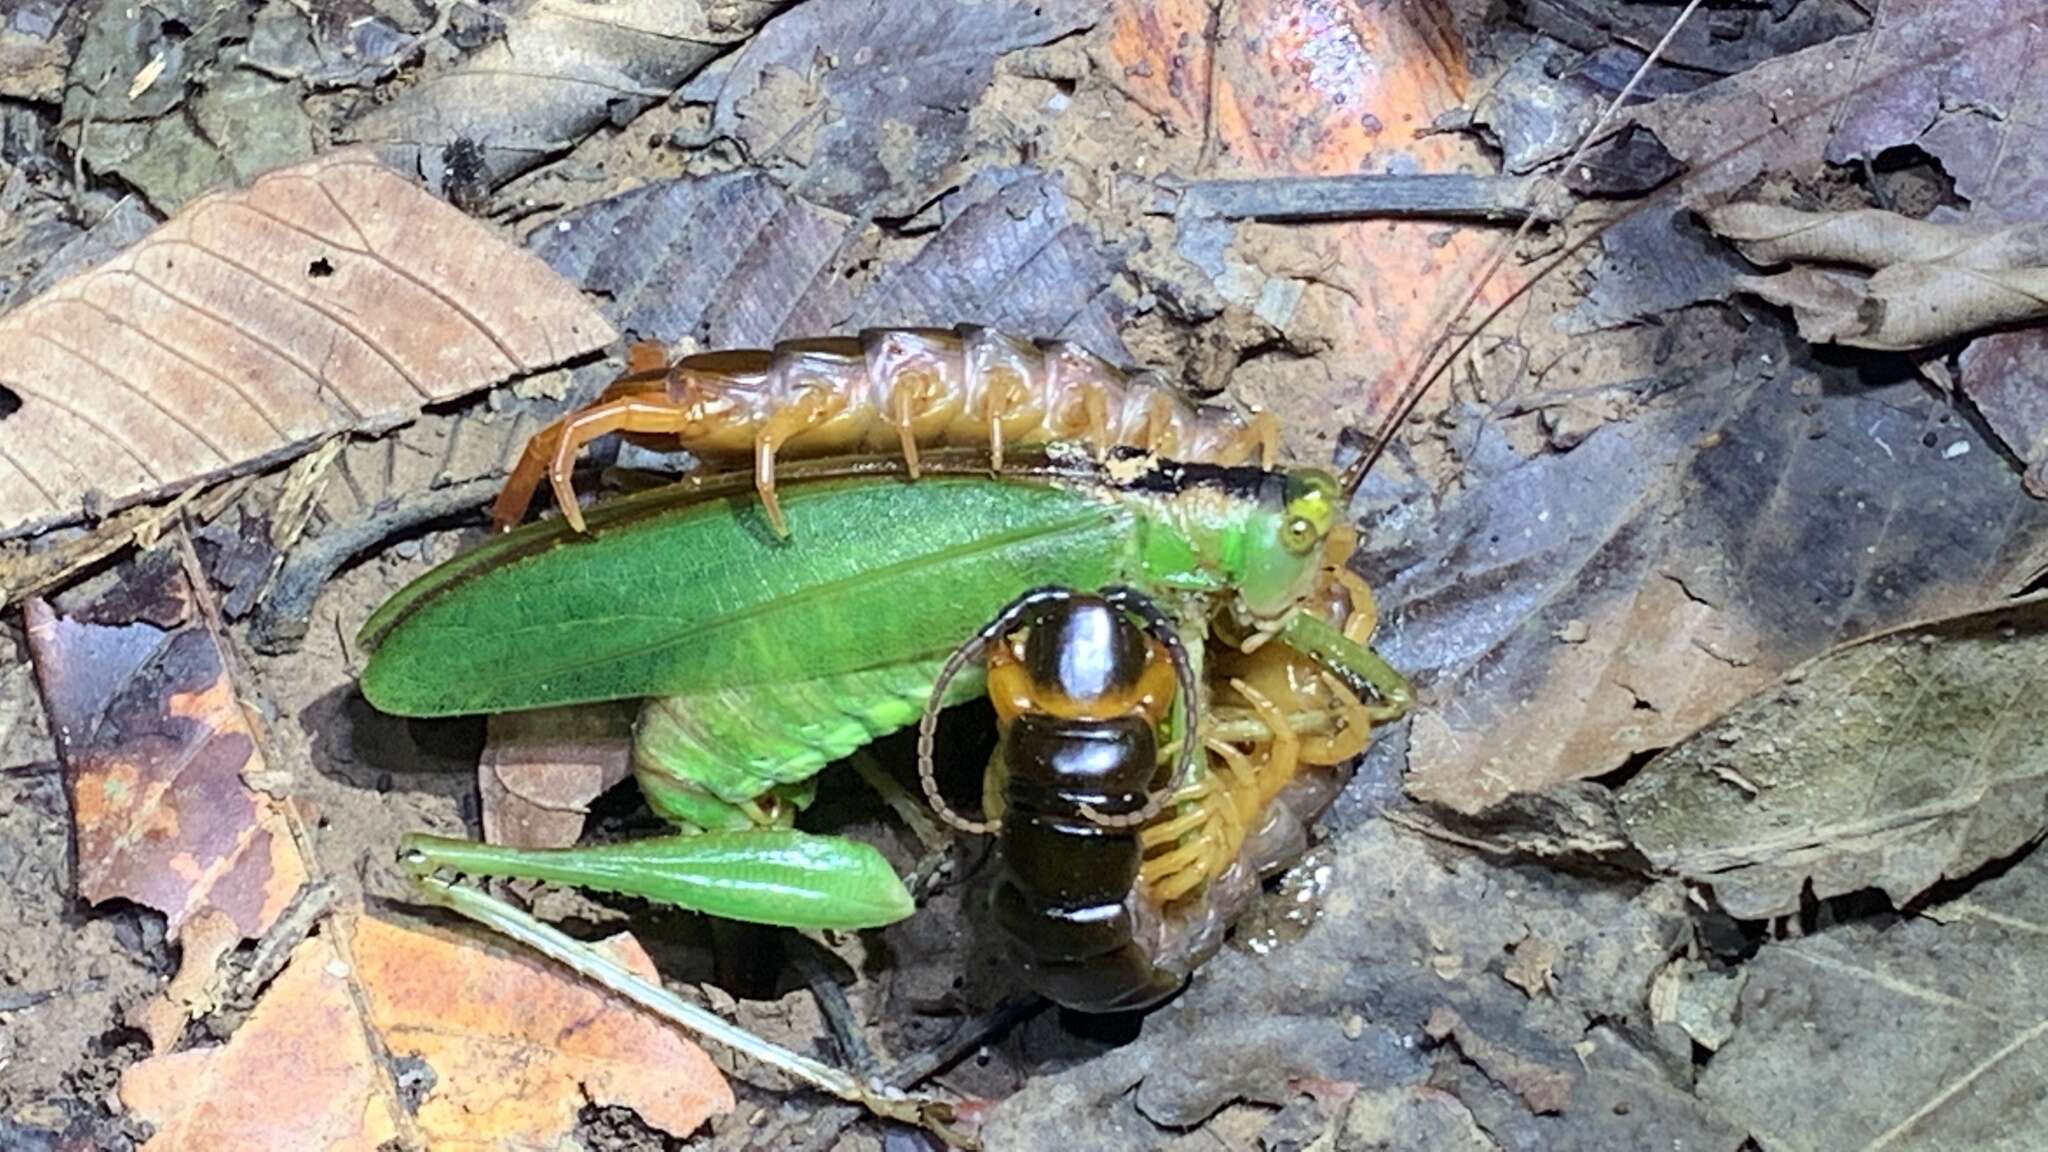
402, 827, 914, 931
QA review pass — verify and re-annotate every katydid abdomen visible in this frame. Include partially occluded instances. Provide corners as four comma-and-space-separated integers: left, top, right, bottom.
632, 659, 985, 830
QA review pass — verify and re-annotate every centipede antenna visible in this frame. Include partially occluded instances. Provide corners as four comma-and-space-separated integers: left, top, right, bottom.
1339, 0, 1704, 502
1080, 585, 1201, 830
917, 586, 1075, 836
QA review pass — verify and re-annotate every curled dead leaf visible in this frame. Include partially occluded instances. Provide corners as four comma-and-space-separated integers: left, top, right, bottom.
349, 0, 773, 198
1705, 204, 2048, 350
0, 152, 615, 541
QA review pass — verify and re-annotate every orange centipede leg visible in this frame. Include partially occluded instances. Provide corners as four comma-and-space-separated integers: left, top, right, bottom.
1247, 409, 1280, 469
493, 358, 675, 532
753, 393, 831, 538
893, 386, 924, 480
494, 421, 564, 532
1084, 385, 1112, 458
501, 397, 697, 534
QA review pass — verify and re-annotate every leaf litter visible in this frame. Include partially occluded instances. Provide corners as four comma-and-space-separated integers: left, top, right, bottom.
120, 914, 732, 1151
7, 0, 2048, 1149
1618, 595, 2048, 919
0, 151, 615, 541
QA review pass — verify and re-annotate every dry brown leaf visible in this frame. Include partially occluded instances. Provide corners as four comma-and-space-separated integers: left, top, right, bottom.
1705, 204, 2048, 350
0, 151, 616, 541
121, 914, 734, 1150
25, 549, 307, 942
480, 703, 636, 850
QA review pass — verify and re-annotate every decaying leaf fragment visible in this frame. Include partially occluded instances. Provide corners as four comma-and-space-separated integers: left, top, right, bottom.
122, 928, 402, 1151
121, 914, 733, 1149
1704, 204, 2048, 350
349, 0, 776, 196
1699, 846, 2048, 1150
25, 548, 307, 942
480, 703, 635, 849
0, 151, 616, 541
1616, 595, 2048, 919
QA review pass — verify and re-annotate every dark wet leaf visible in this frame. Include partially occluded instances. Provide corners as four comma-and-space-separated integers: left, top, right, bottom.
1616, 596, 2048, 919
348, 0, 778, 200
1563, 124, 1681, 197
24, 547, 307, 942
680, 0, 1096, 216
58, 0, 314, 212
1359, 315, 2048, 813
1698, 846, 2048, 1149
1472, 40, 1601, 176
982, 821, 1735, 1151
531, 170, 859, 348
534, 165, 1130, 360
0, 195, 156, 314
0, 0, 84, 102
1519, 0, 1865, 80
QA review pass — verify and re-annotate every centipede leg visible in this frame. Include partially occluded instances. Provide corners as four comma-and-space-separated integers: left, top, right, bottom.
1230, 677, 1299, 811
754, 393, 832, 538
495, 394, 695, 533
1243, 410, 1280, 469
893, 388, 924, 480
1084, 386, 1112, 457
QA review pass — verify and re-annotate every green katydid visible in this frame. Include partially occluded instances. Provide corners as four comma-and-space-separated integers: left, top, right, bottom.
363, 450, 1409, 934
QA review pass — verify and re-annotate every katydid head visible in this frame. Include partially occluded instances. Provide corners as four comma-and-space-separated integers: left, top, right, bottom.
1233, 467, 1343, 625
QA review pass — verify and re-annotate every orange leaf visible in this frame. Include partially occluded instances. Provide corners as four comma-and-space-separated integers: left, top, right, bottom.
122, 930, 403, 1152
120, 914, 735, 1150
26, 551, 306, 942
354, 916, 733, 1144
0, 151, 617, 541
1106, 0, 1521, 429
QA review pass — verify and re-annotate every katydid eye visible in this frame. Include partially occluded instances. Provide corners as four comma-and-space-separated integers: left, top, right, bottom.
1282, 516, 1319, 552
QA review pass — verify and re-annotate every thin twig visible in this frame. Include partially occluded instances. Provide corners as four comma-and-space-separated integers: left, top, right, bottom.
1155, 173, 1549, 224
795, 939, 882, 1080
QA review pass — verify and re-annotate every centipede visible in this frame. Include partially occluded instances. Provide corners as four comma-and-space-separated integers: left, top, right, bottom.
490, 325, 1279, 535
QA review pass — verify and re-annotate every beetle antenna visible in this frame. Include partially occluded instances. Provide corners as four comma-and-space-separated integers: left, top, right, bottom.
918, 587, 1074, 835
